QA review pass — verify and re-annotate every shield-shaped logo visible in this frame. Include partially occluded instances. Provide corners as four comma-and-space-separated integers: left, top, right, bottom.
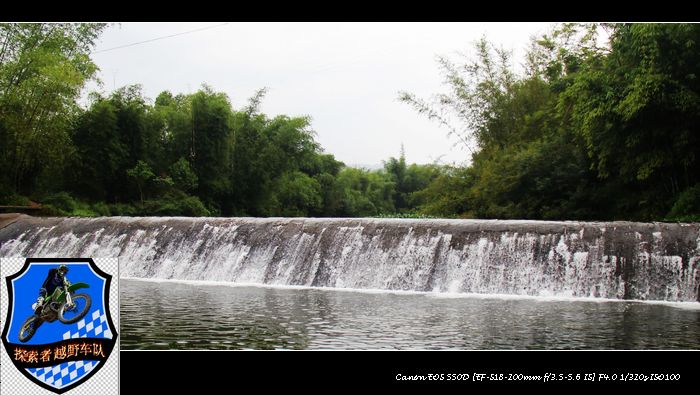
2, 258, 118, 394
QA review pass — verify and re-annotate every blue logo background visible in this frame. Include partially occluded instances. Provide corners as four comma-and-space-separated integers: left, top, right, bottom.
6, 262, 106, 344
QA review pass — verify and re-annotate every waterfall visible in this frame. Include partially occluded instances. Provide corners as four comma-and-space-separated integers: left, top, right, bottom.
1, 215, 698, 302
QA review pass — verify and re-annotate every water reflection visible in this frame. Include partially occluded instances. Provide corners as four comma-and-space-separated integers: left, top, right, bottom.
120, 279, 700, 350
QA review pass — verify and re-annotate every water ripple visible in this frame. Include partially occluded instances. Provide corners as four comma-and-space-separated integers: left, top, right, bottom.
120, 279, 700, 350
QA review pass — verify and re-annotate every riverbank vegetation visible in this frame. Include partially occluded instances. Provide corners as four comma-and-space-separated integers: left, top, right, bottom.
1, 23, 699, 221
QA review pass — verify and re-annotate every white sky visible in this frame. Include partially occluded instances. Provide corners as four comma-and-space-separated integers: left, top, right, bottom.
88, 22, 554, 167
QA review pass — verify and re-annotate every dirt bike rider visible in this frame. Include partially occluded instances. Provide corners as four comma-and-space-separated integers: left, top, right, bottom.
31, 264, 71, 314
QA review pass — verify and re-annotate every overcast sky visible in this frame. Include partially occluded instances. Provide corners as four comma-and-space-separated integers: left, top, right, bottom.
88, 22, 553, 167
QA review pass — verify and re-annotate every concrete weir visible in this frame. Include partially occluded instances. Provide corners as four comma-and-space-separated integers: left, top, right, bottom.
0, 215, 698, 302
0, 213, 23, 230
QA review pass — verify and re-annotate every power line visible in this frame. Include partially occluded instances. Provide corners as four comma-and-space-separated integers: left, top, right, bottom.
93, 23, 230, 54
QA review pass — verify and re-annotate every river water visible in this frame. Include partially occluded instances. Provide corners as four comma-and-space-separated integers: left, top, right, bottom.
120, 279, 700, 350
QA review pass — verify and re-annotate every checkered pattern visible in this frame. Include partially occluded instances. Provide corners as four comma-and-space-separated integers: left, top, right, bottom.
21, 308, 113, 389
26, 360, 98, 389
62, 309, 113, 340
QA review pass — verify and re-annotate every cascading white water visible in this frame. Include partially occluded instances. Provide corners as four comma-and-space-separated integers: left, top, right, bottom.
1, 214, 698, 302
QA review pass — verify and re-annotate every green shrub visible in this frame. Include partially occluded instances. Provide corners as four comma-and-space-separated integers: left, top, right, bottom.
71, 208, 99, 217
109, 203, 139, 216
141, 193, 211, 217
178, 195, 211, 216
42, 192, 78, 213
39, 204, 68, 216
0, 194, 32, 206
667, 184, 700, 222
91, 202, 112, 216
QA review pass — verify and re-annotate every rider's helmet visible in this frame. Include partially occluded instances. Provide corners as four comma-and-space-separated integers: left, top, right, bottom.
57, 264, 69, 276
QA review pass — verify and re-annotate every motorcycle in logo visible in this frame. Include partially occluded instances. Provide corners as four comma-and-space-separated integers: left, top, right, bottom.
2, 258, 118, 394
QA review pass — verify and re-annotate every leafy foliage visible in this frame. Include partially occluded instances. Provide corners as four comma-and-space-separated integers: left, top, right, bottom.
403, 23, 700, 221
3, 23, 699, 222
0, 23, 106, 196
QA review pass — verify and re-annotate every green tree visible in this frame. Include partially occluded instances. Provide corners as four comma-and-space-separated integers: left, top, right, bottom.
561, 24, 700, 219
127, 160, 155, 205
170, 157, 198, 193
268, 171, 322, 217
336, 167, 395, 216
401, 25, 607, 220
383, 147, 408, 211
190, 86, 234, 213
400, 37, 518, 153
154, 90, 195, 165
69, 96, 125, 201
70, 86, 162, 203
403, 23, 700, 221
0, 23, 106, 197
412, 166, 474, 217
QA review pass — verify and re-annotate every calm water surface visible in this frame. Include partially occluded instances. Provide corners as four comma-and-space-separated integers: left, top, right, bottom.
120, 279, 700, 350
